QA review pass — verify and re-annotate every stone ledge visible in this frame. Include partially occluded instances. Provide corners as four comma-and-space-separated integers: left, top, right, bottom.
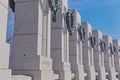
12, 75, 32, 80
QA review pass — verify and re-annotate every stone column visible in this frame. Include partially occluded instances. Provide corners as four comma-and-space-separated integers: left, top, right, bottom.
0, 0, 12, 80
10, 0, 58, 80
113, 39, 120, 79
103, 35, 119, 80
51, 0, 74, 80
69, 9, 86, 80
81, 22, 98, 80
92, 30, 108, 80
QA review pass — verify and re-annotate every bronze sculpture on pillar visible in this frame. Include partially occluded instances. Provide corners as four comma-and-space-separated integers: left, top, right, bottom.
64, 9, 74, 35
9, 0, 15, 12
89, 35, 96, 48
109, 43, 116, 54
99, 39, 106, 52
48, 0, 60, 22
78, 26, 86, 43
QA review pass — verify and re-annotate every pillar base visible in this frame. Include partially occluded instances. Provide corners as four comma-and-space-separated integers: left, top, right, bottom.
106, 68, 119, 80
96, 67, 108, 80
12, 75, 32, 80
72, 66, 87, 80
54, 62, 74, 80
0, 69, 11, 80
85, 66, 98, 80
11, 56, 58, 80
12, 70, 58, 80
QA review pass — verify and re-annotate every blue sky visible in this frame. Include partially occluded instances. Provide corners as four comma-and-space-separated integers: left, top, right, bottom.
7, 0, 120, 41
68, 0, 120, 39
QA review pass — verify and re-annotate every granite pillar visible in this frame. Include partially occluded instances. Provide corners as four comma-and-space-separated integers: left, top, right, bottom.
10, 0, 58, 80
113, 39, 120, 79
81, 22, 98, 80
51, 0, 74, 80
69, 9, 86, 80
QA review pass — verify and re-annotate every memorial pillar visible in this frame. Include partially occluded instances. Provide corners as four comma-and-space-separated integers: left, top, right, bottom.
51, 0, 74, 80
92, 30, 108, 80
69, 9, 86, 80
0, 0, 11, 80
81, 22, 98, 80
10, 0, 58, 80
103, 35, 119, 80
113, 39, 120, 79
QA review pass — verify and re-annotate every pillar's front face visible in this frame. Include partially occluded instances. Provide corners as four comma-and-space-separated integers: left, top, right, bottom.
0, 0, 9, 68
0, 0, 8, 43
0, 0, 12, 80
10, 0, 53, 70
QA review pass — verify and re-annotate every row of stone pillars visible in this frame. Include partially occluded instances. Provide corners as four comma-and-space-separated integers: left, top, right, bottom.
0, 0, 120, 80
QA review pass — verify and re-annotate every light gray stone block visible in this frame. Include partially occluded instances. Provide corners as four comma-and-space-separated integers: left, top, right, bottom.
0, 0, 8, 7
0, 44, 10, 68
12, 75, 31, 80
14, 1, 39, 34
0, 69, 11, 80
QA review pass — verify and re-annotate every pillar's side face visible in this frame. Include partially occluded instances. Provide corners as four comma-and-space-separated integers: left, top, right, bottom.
10, 0, 53, 70
0, 0, 8, 7
14, 1, 39, 34
0, 1, 12, 80
0, 0, 10, 68
0, 0, 8, 43
12, 1, 40, 58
